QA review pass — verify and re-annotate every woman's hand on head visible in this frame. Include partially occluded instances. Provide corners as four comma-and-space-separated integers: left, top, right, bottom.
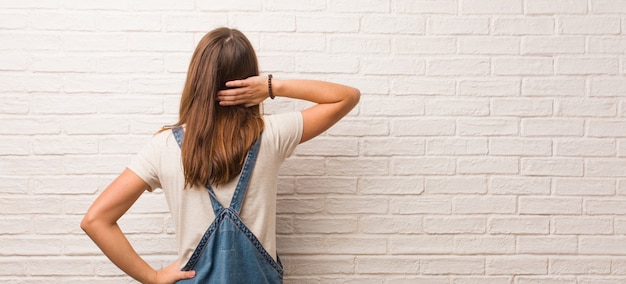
217, 75, 269, 107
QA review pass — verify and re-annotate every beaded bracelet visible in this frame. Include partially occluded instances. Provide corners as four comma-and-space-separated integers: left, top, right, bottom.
267, 74, 275, 99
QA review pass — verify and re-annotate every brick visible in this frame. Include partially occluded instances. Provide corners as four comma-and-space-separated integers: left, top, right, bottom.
588, 37, 626, 53
585, 199, 626, 214
556, 57, 619, 75
457, 157, 519, 174
457, 118, 518, 136
98, 55, 163, 73
130, 76, 185, 94
393, 36, 456, 54
327, 118, 389, 136
391, 157, 455, 175
129, 0, 193, 10
392, 118, 455, 136
552, 217, 613, 235
0, 95, 29, 114
516, 277, 577, 284
63, 75, 128, 93
617, 218, 626, 234
361, 216, 423, 234
361, 15, 425, 34
580, 237, 626, 255
427, 58, 491, 76
490, 138, 552, 156
453, 196, 517, 214
493, 17, 555, 35
0, 177, 29, 194
294, 217, 357, 234
517, 236, 578, 254
522, 36, 585, 54
283, 256, 354, 275
554, 178, 614, 196
591, 0, 626, 13
263, 34, 325, 52
488, 217, 550, 234
588, 120, 626, 137
458, 37, 520, 55
294, 137, 358, 157
519, 197, 582, 215
428, 17, 489, 35
356, 256, 419, 274
0, 12, 27, 29
29, 12, 95, 31
486, 256, 547, 275
277, 198, 324, 214
526, 0, 588, 14
0, 217, 31, 235
550, 257, 611, 275
0, 237, 64, 256
231, 14, 295, 32
394, 0, 457, 14
296, 54, 359, 74
0, 75, 62, 93
390, 196, 452, 214
589, 78, 626, 97
458, 79, 521, 97
392, 78, 456, 96
425, 98, 489, 116
63, 0, 128, 10
32, 95, 96, 114
196, 0, 261, 11
360, 177, 424, 195
522, 78, 585, 97
0, 137, 29, 156
389, 236, 454, 254
128, 33, 193, 52
426, 138, 488, 155
279, 158, 325, 176
296, 15, 359, 33
424, 216, 486, 234
461, 0, 522, 14
362, 138, 425, 156
451, 277, 514, 284
493, 57, 553, 75
425, 177, 487, 194
556, 99, 617, 117
361, 57, 425, 75
455, 236, 516, 254
556, 139, 616, 157
0, 157, 63, 176
33, 136, 98, 155
586, 159, 626, 177
265, 0, 325, 11
295, 177, 357, 194
559, 16, 621, 34
326, 157, 388, 176
327, 0, 390, 13
30, 176, 98, 195
0, 53, 28, 71
522, 119, 584, 137
62, 33, 127, 51
326, 197, 388, 214
421, 257, 485, 275
521, 158, 583, 177
489, 177, 551, 195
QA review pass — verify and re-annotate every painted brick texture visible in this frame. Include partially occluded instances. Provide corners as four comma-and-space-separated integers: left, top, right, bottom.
1, 0, 626, 283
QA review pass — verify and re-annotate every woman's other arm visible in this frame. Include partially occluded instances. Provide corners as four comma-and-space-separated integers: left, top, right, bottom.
81, 169, 195, 284
218, 76, 360, 143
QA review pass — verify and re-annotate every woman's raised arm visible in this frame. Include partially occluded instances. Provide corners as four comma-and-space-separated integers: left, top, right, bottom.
217, 76, 360, 143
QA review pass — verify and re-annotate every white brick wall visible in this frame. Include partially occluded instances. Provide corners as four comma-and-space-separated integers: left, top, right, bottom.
1, 0, 626, 283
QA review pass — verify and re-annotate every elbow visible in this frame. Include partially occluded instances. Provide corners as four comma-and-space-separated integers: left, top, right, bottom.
80, 212, 99, 235
348, 87, 360, 107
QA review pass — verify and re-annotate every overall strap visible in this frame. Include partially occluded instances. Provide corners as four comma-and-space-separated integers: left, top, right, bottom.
171, 126, 262, 215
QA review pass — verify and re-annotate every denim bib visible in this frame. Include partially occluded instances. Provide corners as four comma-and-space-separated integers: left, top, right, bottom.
172, 126, 283, 283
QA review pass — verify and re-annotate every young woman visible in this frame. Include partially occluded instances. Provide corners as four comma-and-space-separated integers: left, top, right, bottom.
81, 27, 360, 283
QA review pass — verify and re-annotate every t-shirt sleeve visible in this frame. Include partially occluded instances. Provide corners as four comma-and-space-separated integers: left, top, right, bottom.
127, 133, 164, 192
265, 111, 303, 160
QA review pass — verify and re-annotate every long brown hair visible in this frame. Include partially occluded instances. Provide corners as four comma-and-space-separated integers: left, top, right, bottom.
175, 27, 264, 188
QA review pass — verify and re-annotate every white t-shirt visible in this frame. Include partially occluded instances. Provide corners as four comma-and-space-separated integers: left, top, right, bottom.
127, 112, 303, 267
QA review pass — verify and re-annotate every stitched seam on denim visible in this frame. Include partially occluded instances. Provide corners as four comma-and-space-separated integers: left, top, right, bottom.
181, 210, 225, 271
224, 209, 284, 275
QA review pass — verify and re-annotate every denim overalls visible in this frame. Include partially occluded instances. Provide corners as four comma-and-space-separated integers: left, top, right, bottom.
172, 126, 284, 283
